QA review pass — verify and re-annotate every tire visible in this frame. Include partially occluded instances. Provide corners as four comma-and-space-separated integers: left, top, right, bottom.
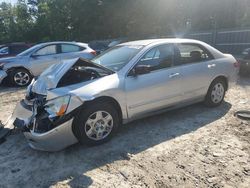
9, 68, 32, 87
72, 101, 119, 146
204, 78, 226, 107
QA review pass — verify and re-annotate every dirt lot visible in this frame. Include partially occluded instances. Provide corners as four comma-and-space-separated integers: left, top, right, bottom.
0, 77, 249, 188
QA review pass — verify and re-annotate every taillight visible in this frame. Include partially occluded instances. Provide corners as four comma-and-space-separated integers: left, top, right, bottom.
90, 51, 97, 56
234, 61, 240, 68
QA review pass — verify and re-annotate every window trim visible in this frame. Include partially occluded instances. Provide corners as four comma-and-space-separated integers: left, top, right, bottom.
173, 43, 214, 67
126, 43, 175, 77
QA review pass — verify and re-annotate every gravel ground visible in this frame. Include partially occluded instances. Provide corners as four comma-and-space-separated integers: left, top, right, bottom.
0, 77, 249, 188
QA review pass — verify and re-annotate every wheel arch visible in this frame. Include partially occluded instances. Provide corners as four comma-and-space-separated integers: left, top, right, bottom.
83, 96, 123, 125
209, 75, 228, 91
6, 66, 34, 77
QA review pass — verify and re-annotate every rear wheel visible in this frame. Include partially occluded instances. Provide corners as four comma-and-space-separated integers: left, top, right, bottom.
204, 78, 226, 107
10, 68, 32, 87
72, 101, 119, 146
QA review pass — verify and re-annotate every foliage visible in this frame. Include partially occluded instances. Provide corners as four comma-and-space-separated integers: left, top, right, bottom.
0, 0, 250, 43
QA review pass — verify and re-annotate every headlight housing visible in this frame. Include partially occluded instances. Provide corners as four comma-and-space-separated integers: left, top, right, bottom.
45, 95, 71, 118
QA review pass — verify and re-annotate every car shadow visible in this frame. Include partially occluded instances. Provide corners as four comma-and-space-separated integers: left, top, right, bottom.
16, 101, 231, 187
0, 78, 24, 93
0, 98, 232, 187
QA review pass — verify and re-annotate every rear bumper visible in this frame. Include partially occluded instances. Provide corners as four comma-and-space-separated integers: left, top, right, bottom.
0, 70, 7, 84
11, 100, 78, 151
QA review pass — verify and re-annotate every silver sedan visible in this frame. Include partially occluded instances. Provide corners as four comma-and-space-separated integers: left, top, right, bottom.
9, 39, 239, 151
0, 41, 96, 86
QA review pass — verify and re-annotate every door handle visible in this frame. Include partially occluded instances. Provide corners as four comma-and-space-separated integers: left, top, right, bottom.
169, 73, 180, 78
208, 64, 216, 68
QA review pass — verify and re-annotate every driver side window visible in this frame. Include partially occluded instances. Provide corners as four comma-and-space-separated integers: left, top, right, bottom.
33, 45, 57, 56
137, 44, 174, 71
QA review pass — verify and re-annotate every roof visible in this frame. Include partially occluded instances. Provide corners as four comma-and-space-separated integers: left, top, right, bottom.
120, 38, 204, 46
38, 41, 88, 47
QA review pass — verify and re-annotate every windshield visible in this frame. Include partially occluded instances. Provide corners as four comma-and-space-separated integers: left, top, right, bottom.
17, 44, 42, 56
92, 45, 143, 71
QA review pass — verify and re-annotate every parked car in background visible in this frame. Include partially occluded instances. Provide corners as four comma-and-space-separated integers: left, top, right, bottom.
88, 40, 110, 55
0, 41, 96, 86
0, 43, 32, 58
107, 39, 125, 48
89, 38, 127, 55
10, 39, 239, 151
239, 48, 250, 76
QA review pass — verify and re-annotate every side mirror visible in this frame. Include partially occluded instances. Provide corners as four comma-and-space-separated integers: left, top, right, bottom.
130, 65, 151, 76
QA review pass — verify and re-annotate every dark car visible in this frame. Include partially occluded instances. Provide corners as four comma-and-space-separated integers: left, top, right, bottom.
88, 41, 110, 55
239, 48, 250, 76
89, 38, 127, 55
0, 43, 33, 58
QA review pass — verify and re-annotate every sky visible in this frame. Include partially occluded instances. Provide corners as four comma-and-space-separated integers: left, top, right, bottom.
0, 0, 17, 4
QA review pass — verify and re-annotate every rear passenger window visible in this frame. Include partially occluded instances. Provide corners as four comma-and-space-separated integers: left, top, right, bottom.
137, 44, 174, 71
61, 44, 82, 53
176, 44, 212, 65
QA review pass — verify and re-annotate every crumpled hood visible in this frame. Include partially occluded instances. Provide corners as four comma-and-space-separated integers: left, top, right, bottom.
31, 58, 113, 95
31, 58, 78, 95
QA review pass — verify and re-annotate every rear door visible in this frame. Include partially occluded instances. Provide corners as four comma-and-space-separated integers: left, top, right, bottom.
125, 44, 182, 118
29, 44, 61, 76
174, 43, 214, 101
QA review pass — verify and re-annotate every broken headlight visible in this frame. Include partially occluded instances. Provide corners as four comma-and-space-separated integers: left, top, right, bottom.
45, 95, 71, 118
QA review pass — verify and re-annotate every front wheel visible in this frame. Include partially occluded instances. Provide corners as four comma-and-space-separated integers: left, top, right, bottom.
72, 101, 119, 146
204, 79, 226, 107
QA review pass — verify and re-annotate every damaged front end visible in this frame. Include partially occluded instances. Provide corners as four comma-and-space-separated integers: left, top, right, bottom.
13, 94, 82, 151
11, 58, 113, 151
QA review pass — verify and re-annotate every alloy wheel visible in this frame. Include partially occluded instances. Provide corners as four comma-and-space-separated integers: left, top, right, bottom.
84, 111, 114, 141
14, 71, 30, 86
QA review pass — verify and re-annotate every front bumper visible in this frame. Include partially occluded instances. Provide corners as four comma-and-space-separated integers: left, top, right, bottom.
24, 119, 78, 152
11, 100, 78, 151
0, 70, 7, 84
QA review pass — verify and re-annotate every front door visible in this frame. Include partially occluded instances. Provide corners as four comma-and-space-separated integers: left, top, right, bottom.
125, 44, 182, 118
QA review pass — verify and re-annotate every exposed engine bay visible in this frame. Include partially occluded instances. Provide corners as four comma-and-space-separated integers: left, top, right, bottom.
57, 60, 111, 87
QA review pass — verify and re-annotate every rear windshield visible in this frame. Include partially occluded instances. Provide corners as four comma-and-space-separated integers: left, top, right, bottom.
92, 45, 143, 71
